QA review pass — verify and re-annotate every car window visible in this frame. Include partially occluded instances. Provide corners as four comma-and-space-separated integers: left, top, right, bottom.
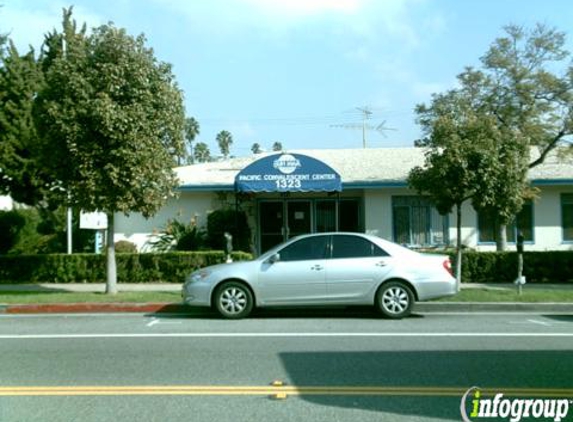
278, 236, 328, 261
331, 235, 389, 259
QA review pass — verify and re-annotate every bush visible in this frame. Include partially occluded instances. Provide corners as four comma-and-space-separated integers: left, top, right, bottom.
449, 251, 573, 283
206, 209, 251, 252
145, 219, 206, 252
115, 240, 138, 254
0, 210, 27, 254
0, 251, 253, 284
0, 207, 94, 254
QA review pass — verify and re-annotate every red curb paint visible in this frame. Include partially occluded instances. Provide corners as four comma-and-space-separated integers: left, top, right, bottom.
5, 303, 187, 314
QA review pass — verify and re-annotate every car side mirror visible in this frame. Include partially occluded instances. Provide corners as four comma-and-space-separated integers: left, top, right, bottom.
268, 253, 280, 264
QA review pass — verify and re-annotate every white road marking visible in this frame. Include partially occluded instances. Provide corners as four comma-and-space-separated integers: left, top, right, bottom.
146, 318, 182, 327
527, 319, 553, 327
0, 332, 573, 340
147, 318, 160, 327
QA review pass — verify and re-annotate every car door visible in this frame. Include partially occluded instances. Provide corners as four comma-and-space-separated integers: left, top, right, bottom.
257, 235, 329, 305
325, 234, 393, 302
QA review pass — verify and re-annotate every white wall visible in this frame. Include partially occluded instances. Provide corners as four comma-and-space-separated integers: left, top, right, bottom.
114, 192, 216, 250
364, 187, 573, 251
363, 188, 400, 239
117, 186, 573, 252
531, 186, 573, 251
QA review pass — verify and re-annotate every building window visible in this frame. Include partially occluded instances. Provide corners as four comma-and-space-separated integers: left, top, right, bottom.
562, 194, 573, 241
392, 196, 449, 247
477, 201, 533, 243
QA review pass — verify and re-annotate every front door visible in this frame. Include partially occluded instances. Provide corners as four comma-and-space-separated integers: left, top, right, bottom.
259, 200, 312, 253
286, 201, 311, 239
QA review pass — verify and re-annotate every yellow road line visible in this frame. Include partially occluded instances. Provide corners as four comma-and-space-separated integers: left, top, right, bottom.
0, 386, 572, 397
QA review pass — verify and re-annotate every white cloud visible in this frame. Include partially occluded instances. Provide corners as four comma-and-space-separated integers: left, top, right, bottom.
153, 0, 429, 44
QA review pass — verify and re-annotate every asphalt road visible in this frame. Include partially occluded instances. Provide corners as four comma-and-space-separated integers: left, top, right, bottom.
1, 309, 572, 422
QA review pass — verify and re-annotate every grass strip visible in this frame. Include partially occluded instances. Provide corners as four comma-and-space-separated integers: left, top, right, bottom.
436, 288, 573, 303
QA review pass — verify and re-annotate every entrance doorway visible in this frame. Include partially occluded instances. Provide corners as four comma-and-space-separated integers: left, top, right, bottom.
258, 198, 363, 253
259, 201, 311, 253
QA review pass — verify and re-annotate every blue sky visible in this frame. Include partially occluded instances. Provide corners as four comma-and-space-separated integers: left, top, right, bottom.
2, 0, 573, 155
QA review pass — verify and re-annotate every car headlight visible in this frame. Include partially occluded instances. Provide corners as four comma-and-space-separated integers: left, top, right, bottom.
187, 269, 212, 284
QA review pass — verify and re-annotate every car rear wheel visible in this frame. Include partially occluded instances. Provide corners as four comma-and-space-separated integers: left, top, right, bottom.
214, 281, 253, 319
376, 281, 414, 319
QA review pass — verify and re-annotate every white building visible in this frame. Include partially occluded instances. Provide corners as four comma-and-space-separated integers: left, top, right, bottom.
115, 147, 573, 254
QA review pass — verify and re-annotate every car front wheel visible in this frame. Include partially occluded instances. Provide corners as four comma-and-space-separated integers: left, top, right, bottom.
376, 281, 414, 319
214, 281, 254, 319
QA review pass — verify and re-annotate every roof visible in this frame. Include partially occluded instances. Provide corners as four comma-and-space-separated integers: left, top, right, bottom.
175, 147, 573, 192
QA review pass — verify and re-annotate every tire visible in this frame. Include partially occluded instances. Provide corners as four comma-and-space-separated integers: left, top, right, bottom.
213, 281, 254, 319
376, 281, 414, 319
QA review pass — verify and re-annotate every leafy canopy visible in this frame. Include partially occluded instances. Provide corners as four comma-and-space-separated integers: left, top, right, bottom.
34, 10, 185, 218
0, 42, 46, 205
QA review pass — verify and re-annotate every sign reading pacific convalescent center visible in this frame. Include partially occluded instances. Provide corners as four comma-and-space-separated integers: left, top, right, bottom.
235, 153, 342, 193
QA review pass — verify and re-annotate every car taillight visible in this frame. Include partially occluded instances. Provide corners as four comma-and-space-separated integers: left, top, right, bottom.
443, 259, 453, 277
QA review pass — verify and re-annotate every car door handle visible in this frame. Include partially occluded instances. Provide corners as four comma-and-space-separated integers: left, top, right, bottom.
311, 265, 324, 271
376, 261, 388, 267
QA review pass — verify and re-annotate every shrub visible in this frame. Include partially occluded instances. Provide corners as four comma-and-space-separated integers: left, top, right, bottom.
206, 209, 251, 252
115, 240, 138, 254
449, 251, 573, 283
0, 251, 253, 284
0, 208, 94, 255
145, 218, 206, 252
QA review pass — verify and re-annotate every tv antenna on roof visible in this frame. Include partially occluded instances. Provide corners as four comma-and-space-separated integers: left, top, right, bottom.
330, 106, 396, 148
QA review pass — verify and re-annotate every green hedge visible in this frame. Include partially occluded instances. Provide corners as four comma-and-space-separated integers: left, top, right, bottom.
0, 251, 253, 284
453, 251, 573, 283
0, 250, 571, 284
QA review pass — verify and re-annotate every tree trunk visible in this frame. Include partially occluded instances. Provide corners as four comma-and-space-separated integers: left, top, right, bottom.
496, 223, 507, 251
106, 212, 117, 295
455, 203, 462, 291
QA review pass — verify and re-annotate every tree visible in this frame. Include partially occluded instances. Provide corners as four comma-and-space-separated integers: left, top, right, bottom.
194, 142, 211, 162
0, 41, 47, 205
272, 141, 283, 152
251, 142, 262, 154
216, 130, 233, 159
409, 89, 508, 286
416, 24, 573, 250
183, 116, 200, 164
477, 24, 573, 166
35, 9, 185, 293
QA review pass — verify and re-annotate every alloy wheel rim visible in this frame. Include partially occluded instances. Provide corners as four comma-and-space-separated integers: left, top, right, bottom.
220, 287, 247, 314
382, 287, 409, 314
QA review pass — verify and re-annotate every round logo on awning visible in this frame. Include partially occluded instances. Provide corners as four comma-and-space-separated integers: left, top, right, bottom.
273, 154, 301, 175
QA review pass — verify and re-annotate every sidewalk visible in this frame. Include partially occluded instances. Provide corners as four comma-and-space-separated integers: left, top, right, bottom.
1, 283, 573, 314
2, 282, 573, 293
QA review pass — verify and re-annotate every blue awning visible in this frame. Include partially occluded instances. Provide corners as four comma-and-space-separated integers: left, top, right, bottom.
235, 153, 342, 193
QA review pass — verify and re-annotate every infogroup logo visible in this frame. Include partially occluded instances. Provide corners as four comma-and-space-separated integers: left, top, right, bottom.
460, 387, 571, 422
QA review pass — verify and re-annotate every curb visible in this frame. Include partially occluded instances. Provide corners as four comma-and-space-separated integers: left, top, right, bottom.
1, 302, 573, 314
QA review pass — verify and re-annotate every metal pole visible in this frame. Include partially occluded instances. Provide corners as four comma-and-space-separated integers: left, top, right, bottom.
67, 205, 72, 254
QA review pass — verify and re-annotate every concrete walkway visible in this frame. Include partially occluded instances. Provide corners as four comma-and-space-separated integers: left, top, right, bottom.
1, 282, 572, 293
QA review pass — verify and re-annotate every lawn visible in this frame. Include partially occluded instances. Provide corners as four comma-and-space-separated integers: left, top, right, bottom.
436, 287, 573, 303
1, 287, 573, 304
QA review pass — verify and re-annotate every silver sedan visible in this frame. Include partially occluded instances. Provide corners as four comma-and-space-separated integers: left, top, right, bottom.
182, 232, 457, 319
